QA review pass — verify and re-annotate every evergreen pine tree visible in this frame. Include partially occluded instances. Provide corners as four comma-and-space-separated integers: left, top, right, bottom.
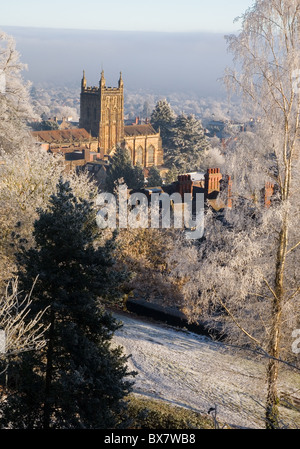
166, 114, 210, 173
106, 146, 144, 192
132, 163, 145, 190
147, 166, 163, 187
150, 99, 176, 147
141, 101, 151, 119
1, 178, 134, 429
165, 165, 178, 184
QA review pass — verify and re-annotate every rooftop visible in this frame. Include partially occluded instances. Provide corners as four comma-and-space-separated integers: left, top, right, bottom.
124, 124, 158, 137
186, 172, 205, 181
32, 128, 93, 143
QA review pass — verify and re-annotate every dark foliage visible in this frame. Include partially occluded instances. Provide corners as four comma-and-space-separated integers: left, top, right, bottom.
1, 178, 135, 429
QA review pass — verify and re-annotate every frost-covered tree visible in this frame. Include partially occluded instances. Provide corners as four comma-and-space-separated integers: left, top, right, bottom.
0, 277, 50, 415
201, 146, 225, 171
0, 145, 97, 286
0, 31, 99, 289
116, 227, 184, 307
165, 114, 210, 173
1, 179, 134, 429
151, 101, 210, 173
0, 278, 48, 366
150, 99, 176, 146
0, 31, 36, 153
141, 100, 151, 119
30, 120, 60, 131
170, 0, 300, 429
164, 165, 178, 184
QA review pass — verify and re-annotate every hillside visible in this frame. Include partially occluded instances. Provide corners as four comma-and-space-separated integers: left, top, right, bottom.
113, 311, 300, 429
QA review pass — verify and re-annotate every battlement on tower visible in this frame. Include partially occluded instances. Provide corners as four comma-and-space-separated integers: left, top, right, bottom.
79, 69, 162, 167
83, 86, 99, 93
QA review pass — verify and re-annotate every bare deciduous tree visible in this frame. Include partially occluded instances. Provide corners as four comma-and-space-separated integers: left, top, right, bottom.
0, 146, 98, 287
0, 277, 49, 389
225, 0, 300, 428
0, 278, 48, 355
170, 0, 300, 429
0, 31, 36, 154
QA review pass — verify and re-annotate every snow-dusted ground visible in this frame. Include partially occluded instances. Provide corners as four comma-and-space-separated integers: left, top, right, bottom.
113, 311, 300, 429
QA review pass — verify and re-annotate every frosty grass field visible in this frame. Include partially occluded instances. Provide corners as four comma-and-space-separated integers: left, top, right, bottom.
113, 312, 300, 429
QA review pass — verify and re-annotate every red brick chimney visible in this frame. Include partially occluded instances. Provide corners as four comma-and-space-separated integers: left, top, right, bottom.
177, 174, 193, 198
264, 181, 274, 208
204, 168, 222, 195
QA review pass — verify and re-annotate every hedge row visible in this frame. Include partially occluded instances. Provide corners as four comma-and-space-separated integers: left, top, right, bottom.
123, 395, 215, 429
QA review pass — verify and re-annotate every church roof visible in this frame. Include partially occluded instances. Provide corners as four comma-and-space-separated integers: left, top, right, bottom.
32, 128, 92, 143
124, 124, 158, 137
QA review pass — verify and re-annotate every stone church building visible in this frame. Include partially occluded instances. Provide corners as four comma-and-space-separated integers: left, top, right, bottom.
79, 70, 164, 168
32, 70, 164, 173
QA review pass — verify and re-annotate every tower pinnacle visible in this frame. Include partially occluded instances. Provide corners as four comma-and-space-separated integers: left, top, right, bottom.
81, 70, 86, 90
100, 70, 106, 88
118, 71, 123, 88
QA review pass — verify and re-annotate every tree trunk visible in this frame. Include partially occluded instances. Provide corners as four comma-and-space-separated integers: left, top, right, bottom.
265, 303, 282, 428
43, 307, 55, 429
265, 222, 287, 429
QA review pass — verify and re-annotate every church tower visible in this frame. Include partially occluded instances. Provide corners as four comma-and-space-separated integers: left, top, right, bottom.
79, 70, 163, 168
98, 71, 124, 157
79, 70, 101, 139
79, 70, 124, 157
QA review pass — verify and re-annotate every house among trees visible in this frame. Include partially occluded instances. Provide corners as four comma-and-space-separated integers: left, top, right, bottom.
156, 168, 274, 213
161, 168, 232, 212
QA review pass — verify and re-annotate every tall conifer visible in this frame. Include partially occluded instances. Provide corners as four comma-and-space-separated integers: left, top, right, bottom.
2, 178, 134, 429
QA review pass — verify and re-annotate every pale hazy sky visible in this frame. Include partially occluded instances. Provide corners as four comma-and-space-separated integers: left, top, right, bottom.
0, 0, 255, 97
1, 0, 254, 33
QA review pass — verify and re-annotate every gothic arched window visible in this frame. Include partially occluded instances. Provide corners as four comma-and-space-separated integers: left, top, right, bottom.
147, 145, 155, 165
136, 146, 143, 165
